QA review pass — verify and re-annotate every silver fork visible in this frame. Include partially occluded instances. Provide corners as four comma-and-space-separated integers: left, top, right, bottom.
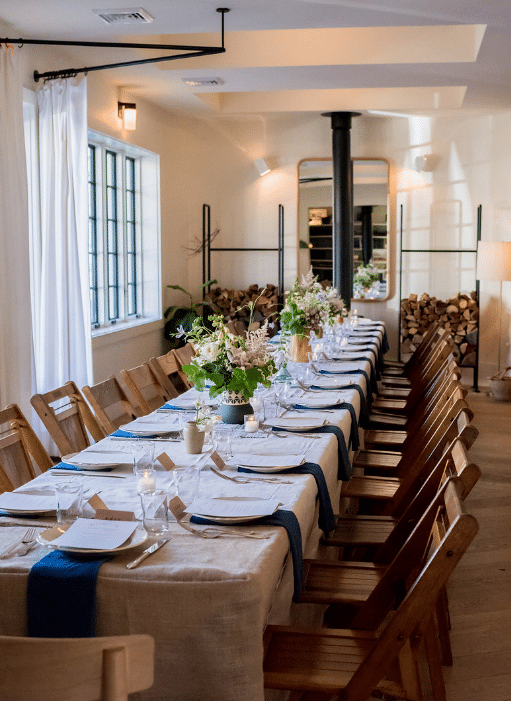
15, 528, 38, 556
0, 528, 36, 559
209, 465, 293, 485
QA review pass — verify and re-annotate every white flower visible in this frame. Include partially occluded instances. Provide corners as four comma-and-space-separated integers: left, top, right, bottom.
201, 341, 220, 362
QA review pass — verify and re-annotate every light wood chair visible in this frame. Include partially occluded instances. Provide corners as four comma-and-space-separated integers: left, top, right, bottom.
120, 363, 175, 414
147, 352, 183, 398
0, 404, 53, 491
172, 344, 195, 389
263, 479, 479, 701
342, 404, 476, 517
82, 376, 142, 434
0, 633, 154, 701
31, 381, 106, 457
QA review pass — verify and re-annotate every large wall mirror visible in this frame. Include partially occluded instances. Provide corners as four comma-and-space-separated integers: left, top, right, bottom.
298, 158, 390, 301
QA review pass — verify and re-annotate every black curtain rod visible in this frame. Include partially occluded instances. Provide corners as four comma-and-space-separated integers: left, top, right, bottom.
1, 7, 229, 82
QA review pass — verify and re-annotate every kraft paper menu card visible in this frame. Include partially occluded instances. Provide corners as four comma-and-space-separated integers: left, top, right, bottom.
52, 518, 138, 549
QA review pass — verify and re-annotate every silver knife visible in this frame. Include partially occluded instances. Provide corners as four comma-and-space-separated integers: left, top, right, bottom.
126, 539, 169, 569
49, 470, 127, 478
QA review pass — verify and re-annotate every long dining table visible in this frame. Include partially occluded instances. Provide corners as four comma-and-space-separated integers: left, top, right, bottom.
0, 319, 386, 701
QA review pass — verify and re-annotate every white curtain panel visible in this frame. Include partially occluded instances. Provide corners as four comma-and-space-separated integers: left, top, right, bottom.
34, 77, 93, 395
0, 47, 34, 412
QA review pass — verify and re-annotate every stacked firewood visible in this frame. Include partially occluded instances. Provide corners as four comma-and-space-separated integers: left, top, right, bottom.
205, 284, 280, 325
400, 292, 479, 365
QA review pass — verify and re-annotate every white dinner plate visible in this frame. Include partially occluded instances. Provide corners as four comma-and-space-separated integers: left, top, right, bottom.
236, 462, 304, 474
36, 525, 148, 555
61, 453, 121, 471
0, 506, 55, 516
190, 497, 279, 524
268, 418, 326, 431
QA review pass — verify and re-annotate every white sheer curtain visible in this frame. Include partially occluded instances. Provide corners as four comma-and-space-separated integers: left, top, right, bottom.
33, 77, 93, 395
0, 47, 34, 412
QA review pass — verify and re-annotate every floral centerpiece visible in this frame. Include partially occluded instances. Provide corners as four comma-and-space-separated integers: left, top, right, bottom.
280, 268, 347, 361
181, 315, 276, 423
353, 262, 381, 298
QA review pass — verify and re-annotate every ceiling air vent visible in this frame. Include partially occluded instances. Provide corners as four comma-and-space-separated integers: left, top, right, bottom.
92, 8, 154, 24
182, 78, 224, 87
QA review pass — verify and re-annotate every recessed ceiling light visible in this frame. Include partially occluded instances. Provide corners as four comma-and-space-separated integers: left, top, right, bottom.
182, 78, 224, 87
92, 7, 154, 24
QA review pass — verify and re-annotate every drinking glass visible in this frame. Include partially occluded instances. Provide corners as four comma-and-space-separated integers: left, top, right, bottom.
173, 465, 201, 506
140, 489, 169, 536
132, 441, 155, 474
55, 482, 83, 525
211, 429, 233, 461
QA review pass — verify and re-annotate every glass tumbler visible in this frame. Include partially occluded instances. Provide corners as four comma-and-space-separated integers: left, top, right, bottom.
55, 482, 83, 525
140, 489, 169, 536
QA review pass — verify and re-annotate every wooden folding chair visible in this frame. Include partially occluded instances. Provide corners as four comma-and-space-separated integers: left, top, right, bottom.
172, 344, 195, 389
0, 633, 154, 701
31, 382, 105, 457
0, 405, 53, 491
263, 479, 479, 701
342, 405, 477, 517
382, 321, 442, 376
353, 384, 470, 476
120, 363, 175, 414
147, 352, 183, 398
82, 377, 142, 434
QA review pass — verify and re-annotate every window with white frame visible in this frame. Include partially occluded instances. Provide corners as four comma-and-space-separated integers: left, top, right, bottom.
87, 130, 161, 333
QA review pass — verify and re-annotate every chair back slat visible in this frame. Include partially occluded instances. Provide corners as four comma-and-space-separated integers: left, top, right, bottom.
82, 377, 141, 434
120, 364, 173, 414
147, 353, 181, 398
31, 382, 105, 457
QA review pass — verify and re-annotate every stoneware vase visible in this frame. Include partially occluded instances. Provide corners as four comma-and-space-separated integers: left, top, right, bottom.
182, 421, 205, 454
288, 332, 312, 363
219, 390, 253, 424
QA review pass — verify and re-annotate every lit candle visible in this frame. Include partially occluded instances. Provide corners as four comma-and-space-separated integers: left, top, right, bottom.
250, 397, 262, 413
137, 470, 156, 493
244, 414, 259, 433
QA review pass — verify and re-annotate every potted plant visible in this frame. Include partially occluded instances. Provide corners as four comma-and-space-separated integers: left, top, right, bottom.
163, 280, 218, 348
180, 315, 276, 423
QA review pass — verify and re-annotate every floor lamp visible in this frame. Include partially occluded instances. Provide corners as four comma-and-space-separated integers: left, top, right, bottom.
476, 240, 511, 372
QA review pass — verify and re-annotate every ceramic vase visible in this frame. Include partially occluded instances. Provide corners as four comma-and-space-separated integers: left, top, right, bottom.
219, 390, 253, 424
183, 421, 205, 454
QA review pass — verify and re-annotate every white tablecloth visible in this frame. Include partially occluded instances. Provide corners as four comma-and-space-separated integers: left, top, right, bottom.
0, 351, 377, 700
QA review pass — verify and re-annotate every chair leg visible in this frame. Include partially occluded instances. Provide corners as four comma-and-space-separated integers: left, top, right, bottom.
435, 588, 453, 666
423, 618, 448, 701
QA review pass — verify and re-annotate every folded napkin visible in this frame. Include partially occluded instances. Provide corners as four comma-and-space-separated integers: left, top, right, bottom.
320, 363, 377, 394
273, 424, 351, 481
352, 325, 389, 353
291, 402, 359, 451
191, 509, 304, 602
332, 353, 380, 381
28, 550, 110, 637
161, 402, 196, 411
111, 428, 163, 439
238, 462, 336, 537
311, 383, 369, 428
52, 461, 115, 473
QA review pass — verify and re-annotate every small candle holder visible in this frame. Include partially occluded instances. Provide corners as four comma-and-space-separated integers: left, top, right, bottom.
244, 414, 259, 433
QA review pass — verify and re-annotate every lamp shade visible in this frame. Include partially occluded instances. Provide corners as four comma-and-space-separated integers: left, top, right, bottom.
477, 241, 511, 281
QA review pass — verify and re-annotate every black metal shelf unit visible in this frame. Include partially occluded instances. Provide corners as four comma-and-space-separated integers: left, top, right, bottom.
398, 204, 481, 390
202, 203, 284, 305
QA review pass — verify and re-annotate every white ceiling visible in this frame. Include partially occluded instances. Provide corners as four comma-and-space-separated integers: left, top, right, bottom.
1, 0, 511, 118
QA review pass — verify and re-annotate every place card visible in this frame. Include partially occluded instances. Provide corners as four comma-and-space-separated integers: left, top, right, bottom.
157, 452, 176, 471
88, 494, 108, 511
53, 518, 138, 550
168, 495, 187, 520
210, 450, 227, 470
94, 509, 134, 522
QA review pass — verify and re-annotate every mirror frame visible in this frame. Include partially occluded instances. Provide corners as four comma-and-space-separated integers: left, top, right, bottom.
297, 156, 393, 303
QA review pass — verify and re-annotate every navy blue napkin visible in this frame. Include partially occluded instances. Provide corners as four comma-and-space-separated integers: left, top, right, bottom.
238, 462, 336, 537
347, 336, 384, 370
53, 461, 114, 473
111, 428, 162, 439
28, 550, 110, 637
352, 326, 389, 354
310, 383, 369, 428
273, 424, 351, 480
291, 402, 359, 451
161, 402, 194, 411
191, 509, 304, 602
320, 362, 378, 394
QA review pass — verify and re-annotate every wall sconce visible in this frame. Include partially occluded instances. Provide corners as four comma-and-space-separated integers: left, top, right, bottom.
415, 154, 440, 172
254, 158, 271, 177
118, 102, 137, 131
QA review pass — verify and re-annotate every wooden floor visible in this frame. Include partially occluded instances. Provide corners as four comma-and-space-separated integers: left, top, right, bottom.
443, 389, 511, 701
